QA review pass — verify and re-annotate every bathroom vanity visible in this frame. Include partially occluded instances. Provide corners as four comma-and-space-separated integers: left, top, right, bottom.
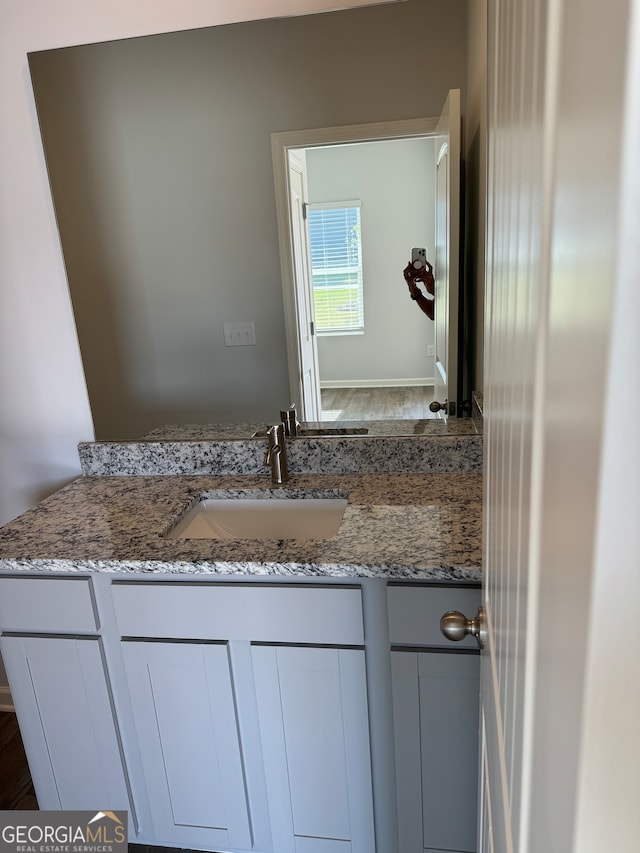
0, 435, 482, 853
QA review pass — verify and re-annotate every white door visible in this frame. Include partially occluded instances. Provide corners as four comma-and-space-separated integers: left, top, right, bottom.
478, 1, 640, 852
433, 89, 461, 418
288, 153, 321, 420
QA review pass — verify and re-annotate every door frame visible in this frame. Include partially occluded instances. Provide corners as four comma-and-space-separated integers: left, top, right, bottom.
433, 86, 462, 419
287, 151, 322, 420
271, 117, 438, 417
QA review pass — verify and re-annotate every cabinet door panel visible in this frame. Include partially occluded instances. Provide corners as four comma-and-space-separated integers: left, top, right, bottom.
392, 650, 480, 853
253, 646, 375, 853
0, 636, 131, 814
121, 641, 250, 850
279, 651, 351, 839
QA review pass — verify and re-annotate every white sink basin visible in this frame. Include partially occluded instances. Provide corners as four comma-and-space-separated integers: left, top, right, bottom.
166, 492, 348, 541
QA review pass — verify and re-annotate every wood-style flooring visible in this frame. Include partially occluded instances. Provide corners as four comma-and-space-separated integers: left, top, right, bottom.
0, 711, 37, 810
321, 385, 436, 421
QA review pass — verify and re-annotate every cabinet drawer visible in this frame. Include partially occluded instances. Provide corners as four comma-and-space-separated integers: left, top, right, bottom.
112, 583, 364, 645
387, 584, 481, 649
0, 577, 97, 633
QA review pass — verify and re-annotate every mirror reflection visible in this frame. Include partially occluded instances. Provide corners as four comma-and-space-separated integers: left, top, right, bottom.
29, 0, 477, 440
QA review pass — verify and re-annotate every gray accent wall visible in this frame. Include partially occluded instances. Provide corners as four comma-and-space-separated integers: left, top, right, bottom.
306, 138, 436, 386
29, 0, 467, 439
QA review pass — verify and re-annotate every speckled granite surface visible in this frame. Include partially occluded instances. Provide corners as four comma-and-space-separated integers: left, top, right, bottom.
144, 419, 480, 440
0, 473, 482, 581
79, 435, 483, 476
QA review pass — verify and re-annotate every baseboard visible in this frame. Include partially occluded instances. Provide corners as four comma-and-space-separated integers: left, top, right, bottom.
320, 378, 435, 389
0, 685, 14, 713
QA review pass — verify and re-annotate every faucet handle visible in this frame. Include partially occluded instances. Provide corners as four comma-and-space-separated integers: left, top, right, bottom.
264, 425, 279, 465
280, 404, 300, 437
265, 423, 283, 453
265, 423, 288, 484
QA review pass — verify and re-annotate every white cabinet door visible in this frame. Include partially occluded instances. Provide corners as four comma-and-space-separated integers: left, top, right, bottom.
121, 641, 251, 850
253, 645, 375, 853
0, 635, 132, 814
392, 650, 480, 853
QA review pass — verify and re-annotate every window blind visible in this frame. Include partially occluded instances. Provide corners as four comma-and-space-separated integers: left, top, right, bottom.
307, 201, 364, 334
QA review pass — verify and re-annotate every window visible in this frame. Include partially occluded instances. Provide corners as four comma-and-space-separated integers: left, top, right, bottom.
307, 201, 364, 334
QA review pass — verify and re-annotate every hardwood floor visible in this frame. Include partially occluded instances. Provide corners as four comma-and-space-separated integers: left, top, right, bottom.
321, 385, 436, 420
0, 712, 37, 810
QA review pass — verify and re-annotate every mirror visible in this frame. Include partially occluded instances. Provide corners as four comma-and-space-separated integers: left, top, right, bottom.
28, 0, 477, 441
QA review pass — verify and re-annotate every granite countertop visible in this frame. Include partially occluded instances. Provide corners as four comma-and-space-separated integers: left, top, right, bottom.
143, 418, 481, 440
0, 472, 482, 582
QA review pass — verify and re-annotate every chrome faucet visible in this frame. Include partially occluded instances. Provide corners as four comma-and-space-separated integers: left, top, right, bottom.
280, 403, 300, 437
264, 423, 288, 484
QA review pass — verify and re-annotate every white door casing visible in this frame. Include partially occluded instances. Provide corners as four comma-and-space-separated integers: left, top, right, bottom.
274, 107, 459, 419
272, 117, 438, 414
433, 88, 461, 418
287, 153, 321, 420
481, 0, 640, 852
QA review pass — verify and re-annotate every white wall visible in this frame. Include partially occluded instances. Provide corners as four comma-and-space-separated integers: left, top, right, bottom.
306, 139, 436, 386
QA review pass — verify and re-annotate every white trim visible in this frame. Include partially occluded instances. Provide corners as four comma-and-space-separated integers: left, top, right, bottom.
320, 378, 434, 389
272, 117, 440, 412
309, 199, 362, 211
0, 685, 14, 712
317, 329, 364, 338
273, 118, 439, 154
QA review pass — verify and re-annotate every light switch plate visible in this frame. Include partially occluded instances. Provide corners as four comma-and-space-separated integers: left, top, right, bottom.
224, 322, 256, 346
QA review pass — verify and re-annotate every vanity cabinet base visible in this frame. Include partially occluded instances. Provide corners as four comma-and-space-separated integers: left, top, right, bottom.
0, 575, 481, 853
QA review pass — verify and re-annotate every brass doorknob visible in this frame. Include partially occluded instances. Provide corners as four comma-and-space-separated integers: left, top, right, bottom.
429, 399, 447, 413
440, 607, 487, 650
